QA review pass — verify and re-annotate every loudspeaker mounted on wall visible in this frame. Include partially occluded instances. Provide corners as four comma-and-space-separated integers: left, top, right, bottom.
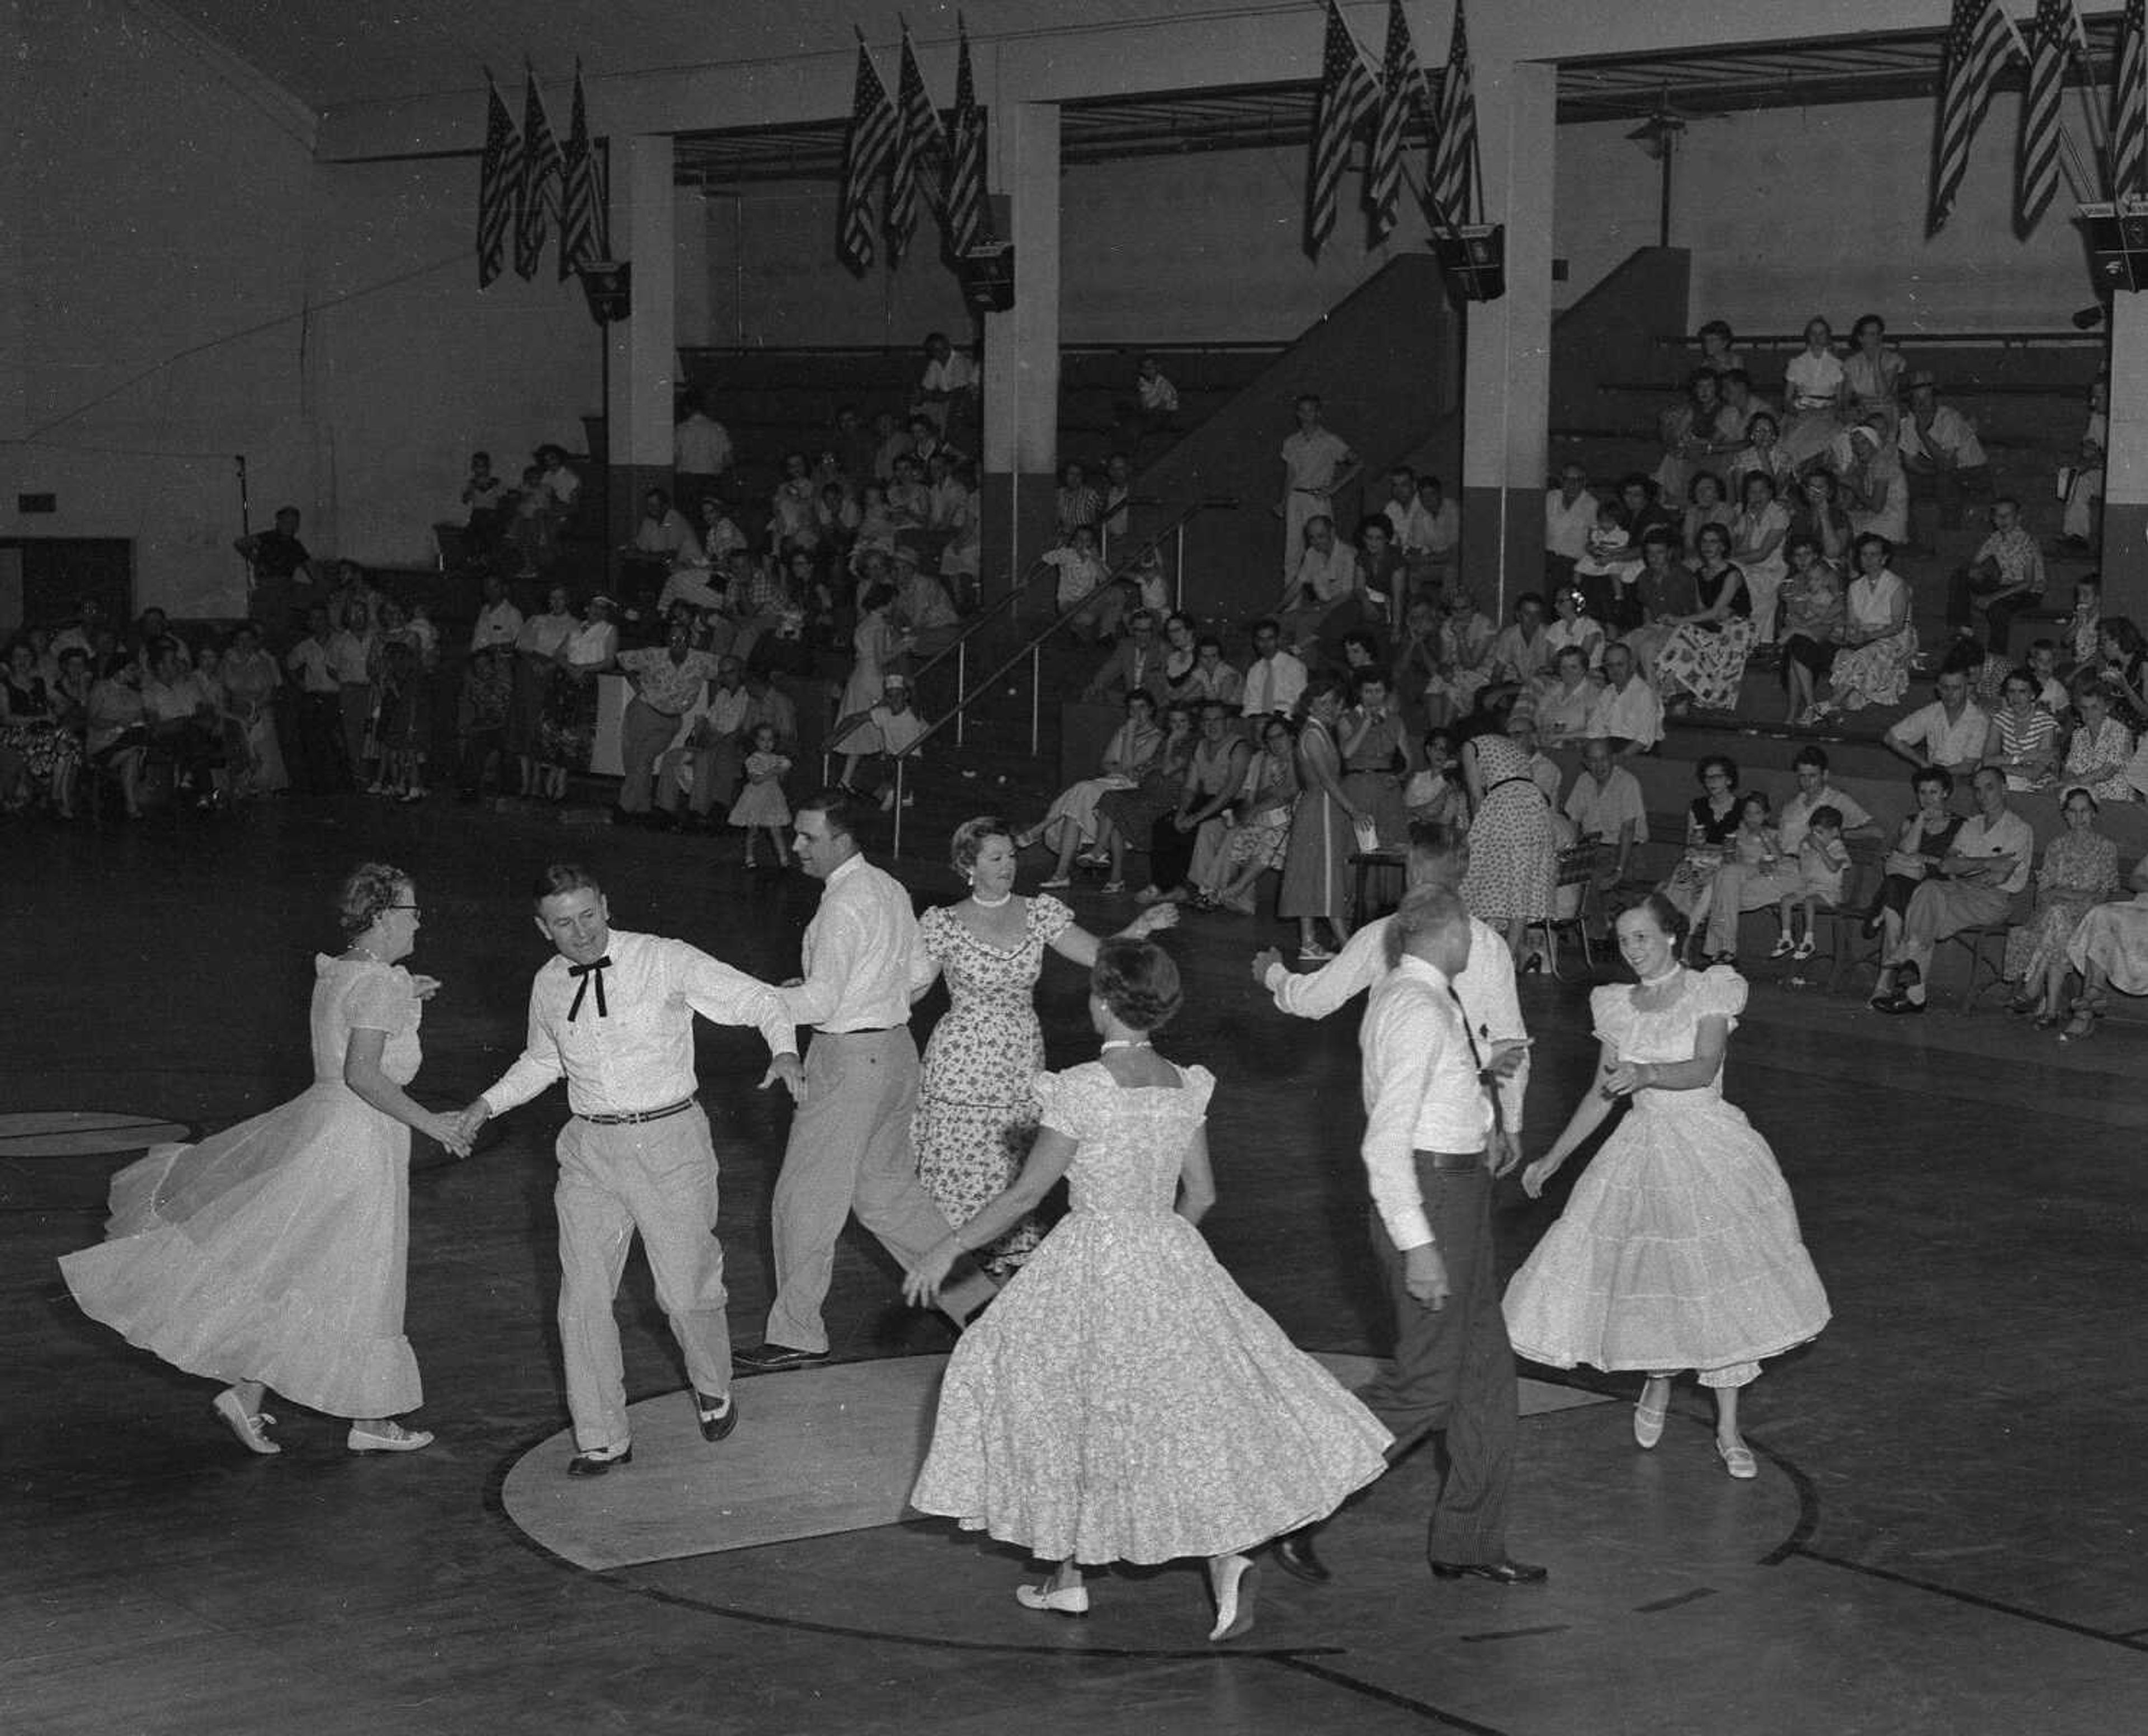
574, 261, 633, 326
960, 241, 1015, 312
1430, 225, 1505, 304
2079, 203, 2148, 294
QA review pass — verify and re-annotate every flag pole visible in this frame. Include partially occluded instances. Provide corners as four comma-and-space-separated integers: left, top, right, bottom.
2058, 122, 2097, 200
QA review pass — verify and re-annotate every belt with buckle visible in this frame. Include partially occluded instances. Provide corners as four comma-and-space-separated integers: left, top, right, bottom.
1415, 1147, 1488, 1172
581, 1097, 695, 1126
814, 1024, 900, 1037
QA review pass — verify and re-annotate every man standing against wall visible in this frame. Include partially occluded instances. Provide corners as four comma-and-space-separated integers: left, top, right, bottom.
1276, 395, 1361, 581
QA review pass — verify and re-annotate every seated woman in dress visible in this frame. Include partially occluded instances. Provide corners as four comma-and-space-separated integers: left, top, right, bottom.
906, 939, 1391, 1639
1842, 312, 1906, 439
1136, 700, 1251, 906
1653, 523, 1753, 717
1534, 645, 1600, 747
1834, 418, 1909, 548
2056, 856, 2148, 1040
1093, 702, 1197, 895
1658, 754, 1744, 947
2089, 617, 2148, 735
1543, 584, 1606, 672
1779, 314, 1848, 468
2002, 787, 2118, 1024
84, 652, 151, 819
1824, 534, 1916, 715
1617, 533, 1682, 674
1028, 690, 1164, 887
1984, 668, 2062, 793
0, 636, 78, 815
1508, 895, 1830, 1481
1403, 727, 1468, 829
1864, 766, 1963, 940
1778, 535, 1845, 726
1422, 583, 1497, 728
1681, 471, 1736, 569
1193, 715, 1300, 914
2061, 679, 2135, 804
1654, 371, 1727, 505
1787, 467, 1857, 572
1727, 412, 1798, 500
1728, 471, 1793, 645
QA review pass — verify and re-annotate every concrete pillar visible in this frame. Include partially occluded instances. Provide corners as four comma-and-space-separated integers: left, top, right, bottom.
1458, 58, 1557, 621
605, 134, 677, 560
979, 101, 1061, 600
2103, 302, 2146, 618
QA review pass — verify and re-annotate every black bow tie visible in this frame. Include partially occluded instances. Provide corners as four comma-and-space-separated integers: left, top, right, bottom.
567, 956, 612, 1020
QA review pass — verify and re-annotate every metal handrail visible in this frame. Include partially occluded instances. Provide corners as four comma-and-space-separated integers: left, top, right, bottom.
867, 495, 1238, 855
1652, 330, 2104, 351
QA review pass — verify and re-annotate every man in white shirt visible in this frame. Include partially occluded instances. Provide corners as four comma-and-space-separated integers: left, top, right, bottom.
914, 331, 977, 434
468, 572, 525, 654
1299, 886, 1543, 1586
1874, 766, 2034, 1014
1702, 745, 1873, 957
1885, 666, 1990, 780
1563, 736, 1648, 888
1585, 642, 1662, 753
1240, 617, 1308, 718
459, 864, 802, 1475
1280, 515, 1363, 648
1544, 465, 1598, 582
1277, 395, 1360, 579
673, 394, 734, 518
656, 655, 752, 827
735, 793, 998, 1370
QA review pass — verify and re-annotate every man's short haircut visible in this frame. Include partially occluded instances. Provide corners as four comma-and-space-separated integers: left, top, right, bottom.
2029, 637, 2059, 657
1195, 633, 1224, 655
1792, 745, 1830, 774
1698, 318, 1734, 344
1252, 615, 1282, 638
799, 788, 863, 846
1406, 820, 1468, 872
1384, 884, 1469, 971
1358, 514, 1391, 541
533, 862, 602, 905
1993, 495, 2022, 514
1721, 368, 1751, 388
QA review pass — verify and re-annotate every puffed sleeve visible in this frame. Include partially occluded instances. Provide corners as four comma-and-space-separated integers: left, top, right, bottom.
1033, 1067, 1090, 1143
346, 965, 415, 1034
1588, 985, 1628, 1050
1030, 893, 1075, 944
919, 904, 954, 961
1693, 965, 1748, 1027
1180, 1064, 1217, 1121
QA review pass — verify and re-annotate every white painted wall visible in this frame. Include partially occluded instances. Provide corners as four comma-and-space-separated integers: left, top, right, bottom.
1557, 92, 2099, 332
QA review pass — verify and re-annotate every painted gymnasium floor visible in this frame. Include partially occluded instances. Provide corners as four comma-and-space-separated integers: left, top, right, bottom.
5, 796, 2146, 1735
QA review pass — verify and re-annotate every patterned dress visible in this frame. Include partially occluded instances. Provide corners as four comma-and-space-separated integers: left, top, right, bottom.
2004, 829, 2119, 984
1459, 732, 1556, 924
1502, 967, 1830, 1389
913, 896, 1076, 1271
1654, 565, 1755, 712
911, 1062, 1392, 1563
59, 956, 425, 1418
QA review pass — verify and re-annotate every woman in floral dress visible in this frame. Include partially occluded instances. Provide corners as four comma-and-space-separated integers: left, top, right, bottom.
1653, 524, 1754, 713
2003, 789, 2118, 1020
912, 818, 1175, 1273
906, 939, 1390, 1641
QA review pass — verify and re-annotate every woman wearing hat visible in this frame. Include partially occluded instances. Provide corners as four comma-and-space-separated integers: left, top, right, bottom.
535, 595, 618, 802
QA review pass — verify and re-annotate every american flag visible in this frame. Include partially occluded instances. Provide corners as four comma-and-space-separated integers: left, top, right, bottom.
1929, 0, 2018, 234
2019, 0, 2087, 229
840, 37, 899, 271
516, 69, 562, 281
558, 59, 608, 280
1426, 0, 1478, 227
476, 76, 521, 289
887, 26, 946, 264
2116, 0, 2148, 197
1367, 0, 1429, 239
945, 18, 987, 255
1307, 0, 1377, 252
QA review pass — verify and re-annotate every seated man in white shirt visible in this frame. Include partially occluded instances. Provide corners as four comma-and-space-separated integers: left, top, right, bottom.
1897, 369, 1993, 539
1240, 617, 1309, 718
913, 331, 977, 435
1873, 766, 2034, 1014
1563, 735, 1649, 909
1700, 744, 1873, 961
1585, 642, 1663, 755
1278, 515, 1365, 652
656, 655, 751, 829
1884, 664, 1991, 782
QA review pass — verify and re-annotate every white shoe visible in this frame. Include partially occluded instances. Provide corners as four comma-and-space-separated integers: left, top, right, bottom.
1207, 1554, 1259, 1642
347, 1420, 435, 1453
1014, 1581, 1089, 1616
212, 1387, 280, 1455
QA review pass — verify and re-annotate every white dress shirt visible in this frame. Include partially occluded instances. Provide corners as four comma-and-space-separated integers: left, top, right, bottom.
1887, 700, 1992, 768
1292, 540, 1360, 605
470, 599, 525, 652
1241, 650, 1309, 717
782, 854, 935, 1033
1357, 956, 1496, 1251
1587, 675, 1664, 748
481, 930, 795, 1121
1954, 809, 2036, 896
1266, 913, 1527, 1131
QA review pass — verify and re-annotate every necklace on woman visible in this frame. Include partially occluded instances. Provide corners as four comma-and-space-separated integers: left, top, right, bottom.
1639, 962, 1683, 990
969, 888, 1014, 910
1101, 1038, 1151, 1052
349, 944, 385, 964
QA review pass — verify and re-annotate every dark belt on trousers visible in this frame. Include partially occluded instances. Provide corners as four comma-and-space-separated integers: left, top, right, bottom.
580, 1097, 695, 1126
1415, 1147, 1488, 1172
813, 1025, 901, 1037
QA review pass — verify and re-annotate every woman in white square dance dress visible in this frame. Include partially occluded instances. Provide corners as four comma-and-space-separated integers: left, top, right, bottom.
1504, 894, 1829, 1479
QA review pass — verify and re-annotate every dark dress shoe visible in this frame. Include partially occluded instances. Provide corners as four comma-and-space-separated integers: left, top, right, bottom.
732, 1343, 831, 1373
1271, 1529, 1331, 1586
1874, 994, 1926, 1016
1430, 1558, 1549, 1585
566, 1445, 633, 1477
695, 1390, 739, 1442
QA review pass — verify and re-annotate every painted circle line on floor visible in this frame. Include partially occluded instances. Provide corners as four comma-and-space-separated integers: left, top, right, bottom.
0, 1111, 193, 1159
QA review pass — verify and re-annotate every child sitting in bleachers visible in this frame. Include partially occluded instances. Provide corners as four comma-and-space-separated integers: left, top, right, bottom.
1778, 804, 1850, 963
